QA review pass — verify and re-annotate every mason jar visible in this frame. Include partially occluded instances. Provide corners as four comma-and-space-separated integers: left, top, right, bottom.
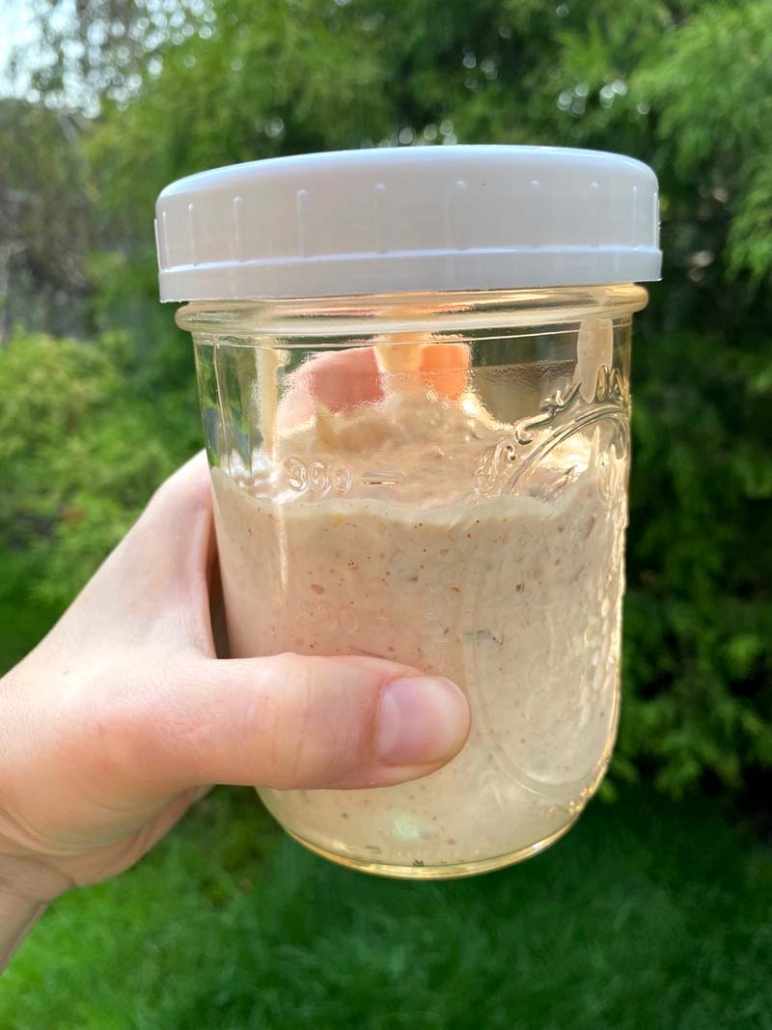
156, 146, 660, 878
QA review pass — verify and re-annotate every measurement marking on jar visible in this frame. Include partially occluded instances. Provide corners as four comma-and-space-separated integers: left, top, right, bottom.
360, 470, 403, 486
284, 457, 353, 494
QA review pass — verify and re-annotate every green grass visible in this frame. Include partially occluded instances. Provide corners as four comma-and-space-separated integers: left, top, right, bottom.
2, 788, 771, 1030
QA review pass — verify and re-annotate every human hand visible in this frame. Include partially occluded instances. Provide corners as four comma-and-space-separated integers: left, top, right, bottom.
276, 340, 471, 427
0, 453, 470, 964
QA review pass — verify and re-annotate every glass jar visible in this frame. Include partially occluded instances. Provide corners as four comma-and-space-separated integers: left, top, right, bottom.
158, 147, 660, 878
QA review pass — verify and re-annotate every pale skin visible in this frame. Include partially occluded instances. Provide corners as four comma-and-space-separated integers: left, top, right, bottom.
0, 452, 471, 968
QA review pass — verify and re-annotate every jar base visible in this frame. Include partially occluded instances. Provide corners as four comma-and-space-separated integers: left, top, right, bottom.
284, 813, 580, 880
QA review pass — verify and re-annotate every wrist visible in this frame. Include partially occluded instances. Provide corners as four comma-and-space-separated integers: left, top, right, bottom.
0, 888, 46, 968
0, 856, 70, 970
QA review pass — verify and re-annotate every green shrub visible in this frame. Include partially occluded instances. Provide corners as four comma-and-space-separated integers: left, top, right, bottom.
0, 331, 199, 668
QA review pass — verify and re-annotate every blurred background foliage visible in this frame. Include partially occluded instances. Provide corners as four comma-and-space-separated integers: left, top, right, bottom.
2, 0, 770, 800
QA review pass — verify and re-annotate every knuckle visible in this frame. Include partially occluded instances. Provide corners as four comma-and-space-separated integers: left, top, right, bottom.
62, 661, 176, 791
262, 655, 349, 790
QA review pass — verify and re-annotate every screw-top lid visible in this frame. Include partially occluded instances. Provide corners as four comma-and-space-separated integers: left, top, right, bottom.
156, 145, 660, 301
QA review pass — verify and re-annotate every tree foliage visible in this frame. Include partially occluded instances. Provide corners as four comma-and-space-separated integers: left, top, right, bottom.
0, 99, 92, 339
0, 330, 198, 667
11, 0, 208, 113
2, 0, 771, 796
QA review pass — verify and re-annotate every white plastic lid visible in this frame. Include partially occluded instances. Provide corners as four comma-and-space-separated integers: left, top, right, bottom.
156, 145, 660, 301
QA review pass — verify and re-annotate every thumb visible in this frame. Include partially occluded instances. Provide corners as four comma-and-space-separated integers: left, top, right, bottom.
98, 653, 471, 794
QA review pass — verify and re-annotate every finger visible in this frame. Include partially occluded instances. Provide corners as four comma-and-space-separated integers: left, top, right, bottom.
81, 654, 471, 794
123, 450, 213, 578
419, 342, 471, 399
276, 342, 471, 433
58, 452, 215, 650
278, 348, 383, 429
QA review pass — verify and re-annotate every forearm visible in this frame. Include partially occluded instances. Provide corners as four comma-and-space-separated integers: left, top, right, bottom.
0, 890, 46, 969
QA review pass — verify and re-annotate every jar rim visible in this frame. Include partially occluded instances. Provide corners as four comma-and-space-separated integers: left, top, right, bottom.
175, 284, 648, 339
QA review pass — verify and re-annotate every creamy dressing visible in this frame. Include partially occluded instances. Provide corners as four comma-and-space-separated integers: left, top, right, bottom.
211, 386, 627, 875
